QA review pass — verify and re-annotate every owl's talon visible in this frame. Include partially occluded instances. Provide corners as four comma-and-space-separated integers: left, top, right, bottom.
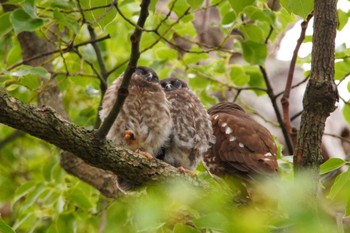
177, 166, 195, 176
135, 149, 153, 160
123, 130, 135, 141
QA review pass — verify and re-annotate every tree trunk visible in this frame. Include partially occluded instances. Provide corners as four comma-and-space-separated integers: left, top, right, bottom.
294, 0, 338, 191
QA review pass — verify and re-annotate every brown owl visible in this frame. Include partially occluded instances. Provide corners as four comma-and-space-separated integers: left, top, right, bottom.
100, 66, 172, 158
159, 78, 214, 171
203, 102, 278, 180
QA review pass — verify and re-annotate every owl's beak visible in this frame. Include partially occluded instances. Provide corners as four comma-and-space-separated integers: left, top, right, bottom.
165, 83, 172, 91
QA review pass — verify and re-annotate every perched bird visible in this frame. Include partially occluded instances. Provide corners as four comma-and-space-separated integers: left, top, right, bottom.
100, 66, 172, 158
203, 102, 278, 180
159, 77, 214, 171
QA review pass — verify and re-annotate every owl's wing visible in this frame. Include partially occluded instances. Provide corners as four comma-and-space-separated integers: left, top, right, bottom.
210, 112, 278, 175
164, 90, 213, 169
169, 90, 213, 149
99, 78, 123, 121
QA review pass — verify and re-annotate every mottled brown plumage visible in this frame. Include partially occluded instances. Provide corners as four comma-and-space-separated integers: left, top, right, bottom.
159, 78, 214, 170
100, 66, 172, 157
203, 102, 278, 179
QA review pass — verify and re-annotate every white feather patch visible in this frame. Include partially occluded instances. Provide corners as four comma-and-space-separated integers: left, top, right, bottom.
229, 135, 236, 142
225, 127, 232, 134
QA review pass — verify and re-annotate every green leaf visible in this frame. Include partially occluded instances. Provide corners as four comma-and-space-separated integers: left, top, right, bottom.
80, 0, 117, 30
22, 0, 37, 18
56, 213, 76, 232
172, 0, 190, 18
14, 181, 37, 204
193, 213, 228, 231
199, 90, 218, 108
244, 65, 264, 89
320, 158, 345, 175
10, 65, 50, 79
173, 223, 201, 233
335, 60, 350, 80
66, 187, 94, 210
338, 10, 349, 31
0, 12, 13, 37
241, 40, 267, 65
50, 0, 76, 9
173, 21, 196, 36
42, 158, 57, 182
240, 24, 264, 42
346, 195, 350, 217
10, 8, 44, 34
222, 11, 237, 25
186, 0, 203, 9
230, 65, 250, 86
328, 168, 350, 200
22, 184, 46, 209
156, 47, 178, 60
343, 104, 350, 124
280, 0, 313, 19
229, 0, 256, 15
189, 77, 210, 90
53, 10, 80, 34
244, 6, 275, 25
0, 218, 15, 233
182, 49, 208, 64
276, 8, 296, 29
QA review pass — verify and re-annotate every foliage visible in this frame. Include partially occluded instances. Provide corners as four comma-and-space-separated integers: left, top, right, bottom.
0, 0, 350, 232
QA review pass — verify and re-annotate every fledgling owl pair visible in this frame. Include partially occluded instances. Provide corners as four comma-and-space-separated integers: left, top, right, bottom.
100, 66, 213, 171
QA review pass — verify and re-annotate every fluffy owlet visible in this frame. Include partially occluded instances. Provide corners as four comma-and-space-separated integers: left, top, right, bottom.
203, 102, 278, 179
159, 77, 214, 170
100, 66, 172, 157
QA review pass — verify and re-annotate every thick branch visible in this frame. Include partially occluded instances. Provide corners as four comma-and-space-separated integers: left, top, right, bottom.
96, 0, 151, 139
0, 88, 201, 186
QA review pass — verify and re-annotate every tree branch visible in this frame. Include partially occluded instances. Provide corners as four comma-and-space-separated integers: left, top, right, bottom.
281, 13, 313, 151
259, 65, 294, 154
96, 0, 151, 139
0, 88, 201, 187
4, 35, 110, 72
0, 130, 25, 150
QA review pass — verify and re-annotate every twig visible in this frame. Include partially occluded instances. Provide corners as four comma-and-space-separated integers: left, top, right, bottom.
5, 35, 111, 72
87, 24, 109, 128
0, 130, 25, 150
95, 0, 151, 139
72, 49, 105, 85
77, 0, 110, 128
281, 13, 313, 152
259, 24, 294, 154
323, 132, 350, 145
275, 75, 310, 99
259, 65, 294, 155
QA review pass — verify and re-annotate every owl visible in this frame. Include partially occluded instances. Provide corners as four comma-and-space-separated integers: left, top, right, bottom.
100, 66, 172, 158
203, 102, 278, 180
159, 77, 214, 171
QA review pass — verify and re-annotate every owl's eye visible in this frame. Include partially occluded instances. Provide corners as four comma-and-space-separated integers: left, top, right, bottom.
135, 67, 159, 83
172, 80, 183, 89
